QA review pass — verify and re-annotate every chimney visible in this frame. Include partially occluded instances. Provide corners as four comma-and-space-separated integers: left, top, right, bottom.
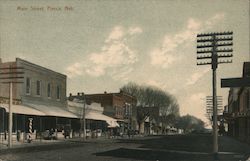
104, 91, 107, 94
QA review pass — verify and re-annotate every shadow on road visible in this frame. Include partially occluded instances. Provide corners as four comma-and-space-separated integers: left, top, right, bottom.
118, 134, 213, 152
95, 134, 250, 161
95, 147, 216, 161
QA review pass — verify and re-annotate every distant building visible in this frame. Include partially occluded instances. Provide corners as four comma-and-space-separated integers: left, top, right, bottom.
136, 106, 160, 135
68, 91, 137, 132
68, 100, 119, 137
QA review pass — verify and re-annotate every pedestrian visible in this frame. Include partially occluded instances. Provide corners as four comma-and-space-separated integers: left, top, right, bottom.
110, 129, 113, 138
17, 130, 21, 142
4, 130, 7, 140
49, 128, 54, 140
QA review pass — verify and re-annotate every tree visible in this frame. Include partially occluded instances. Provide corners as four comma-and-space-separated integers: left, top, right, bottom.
160, 113, 177, 134
121, 82, 180, 134
175, 114, 205, 133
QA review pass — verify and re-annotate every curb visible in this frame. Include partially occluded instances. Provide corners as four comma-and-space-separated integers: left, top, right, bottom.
0, 140, 86, 155
0, 137, 117, 155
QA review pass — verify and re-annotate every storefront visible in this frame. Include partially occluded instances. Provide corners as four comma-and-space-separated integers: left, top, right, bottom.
0, 103, 78, 142
0, 100, 120, 143
68, 101, 119, 137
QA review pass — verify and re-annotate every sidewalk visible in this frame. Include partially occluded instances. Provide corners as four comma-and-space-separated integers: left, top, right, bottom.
0, 139, 63, 149
0, 136, 109, 153
0, 134, 144, 154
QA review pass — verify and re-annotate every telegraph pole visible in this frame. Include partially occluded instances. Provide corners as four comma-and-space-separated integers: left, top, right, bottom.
125, 103, 132, 134
0, 65, 24, 148
206, 96, 223, 125
83, 94, 86, 140
79, 93, 86, 141
197, 31, 233, 158
9, 82, 12, 147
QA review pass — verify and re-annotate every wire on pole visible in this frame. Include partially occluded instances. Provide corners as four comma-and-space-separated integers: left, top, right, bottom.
196, 31, 233, 156
0, 65, 24, 148
197, 31, 233, 37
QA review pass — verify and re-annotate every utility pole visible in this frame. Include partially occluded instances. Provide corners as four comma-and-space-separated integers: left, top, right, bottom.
0, 65, 24, 148
79, 93, 86, 141
9, 81, 12, 147
128, 103, 132, 132
83, 94, 86, 140
197, 31, 233, 158
125, 103, 132, 134
206, 96, 223, 125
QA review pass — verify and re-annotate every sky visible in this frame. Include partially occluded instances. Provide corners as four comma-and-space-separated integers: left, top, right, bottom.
0, 0, 249, 125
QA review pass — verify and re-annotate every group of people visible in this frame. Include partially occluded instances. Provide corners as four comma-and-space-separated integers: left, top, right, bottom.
107, 128, 137, 138
218, 123, 226, 136
47, 127, 71, 140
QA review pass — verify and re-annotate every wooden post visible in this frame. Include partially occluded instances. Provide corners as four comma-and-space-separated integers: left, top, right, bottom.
8, 82, 13, 148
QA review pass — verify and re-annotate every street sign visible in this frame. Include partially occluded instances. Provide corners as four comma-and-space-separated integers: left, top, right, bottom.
221, 77, 250, 87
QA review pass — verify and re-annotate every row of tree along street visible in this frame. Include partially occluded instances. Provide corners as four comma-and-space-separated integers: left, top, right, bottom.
120, 82, 206, 134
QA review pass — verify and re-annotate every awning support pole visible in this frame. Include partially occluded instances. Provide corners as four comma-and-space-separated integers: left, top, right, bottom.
8, 82, 13, 148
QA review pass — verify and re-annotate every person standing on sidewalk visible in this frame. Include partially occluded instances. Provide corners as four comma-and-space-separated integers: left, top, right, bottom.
128, 129, 131, 138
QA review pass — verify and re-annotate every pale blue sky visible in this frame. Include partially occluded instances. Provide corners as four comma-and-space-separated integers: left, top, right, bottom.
0, 0, 249, 124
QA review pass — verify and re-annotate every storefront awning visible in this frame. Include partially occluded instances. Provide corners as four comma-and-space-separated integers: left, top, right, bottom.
25, 103, 78, 118
67, 100, 119, 127
86, 111, 119, 128
0, 103, 46, 116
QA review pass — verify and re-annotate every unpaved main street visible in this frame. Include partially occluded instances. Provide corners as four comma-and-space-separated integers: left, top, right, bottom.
0, 134, 249, 161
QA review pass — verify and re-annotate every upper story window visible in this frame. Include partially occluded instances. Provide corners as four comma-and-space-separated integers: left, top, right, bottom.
47, 83, 51, 98
26, 77, 31, 95
116, 106, 122, 116
36, 80, 41, 96
56, 85, 60, 100
125, 103, 131, 116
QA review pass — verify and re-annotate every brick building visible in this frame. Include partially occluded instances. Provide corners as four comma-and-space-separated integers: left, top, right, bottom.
69, 91, 137, 132
224, 62, 250, 143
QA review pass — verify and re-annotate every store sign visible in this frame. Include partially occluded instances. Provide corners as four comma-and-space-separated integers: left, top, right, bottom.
221, 77, 250, 87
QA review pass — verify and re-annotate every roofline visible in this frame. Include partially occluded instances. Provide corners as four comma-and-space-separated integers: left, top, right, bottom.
70, 92, 137, 102
115, 92, 137, 100
16, 58, 66, 78
83, 93, 114, 97
84, 92, 137, 100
